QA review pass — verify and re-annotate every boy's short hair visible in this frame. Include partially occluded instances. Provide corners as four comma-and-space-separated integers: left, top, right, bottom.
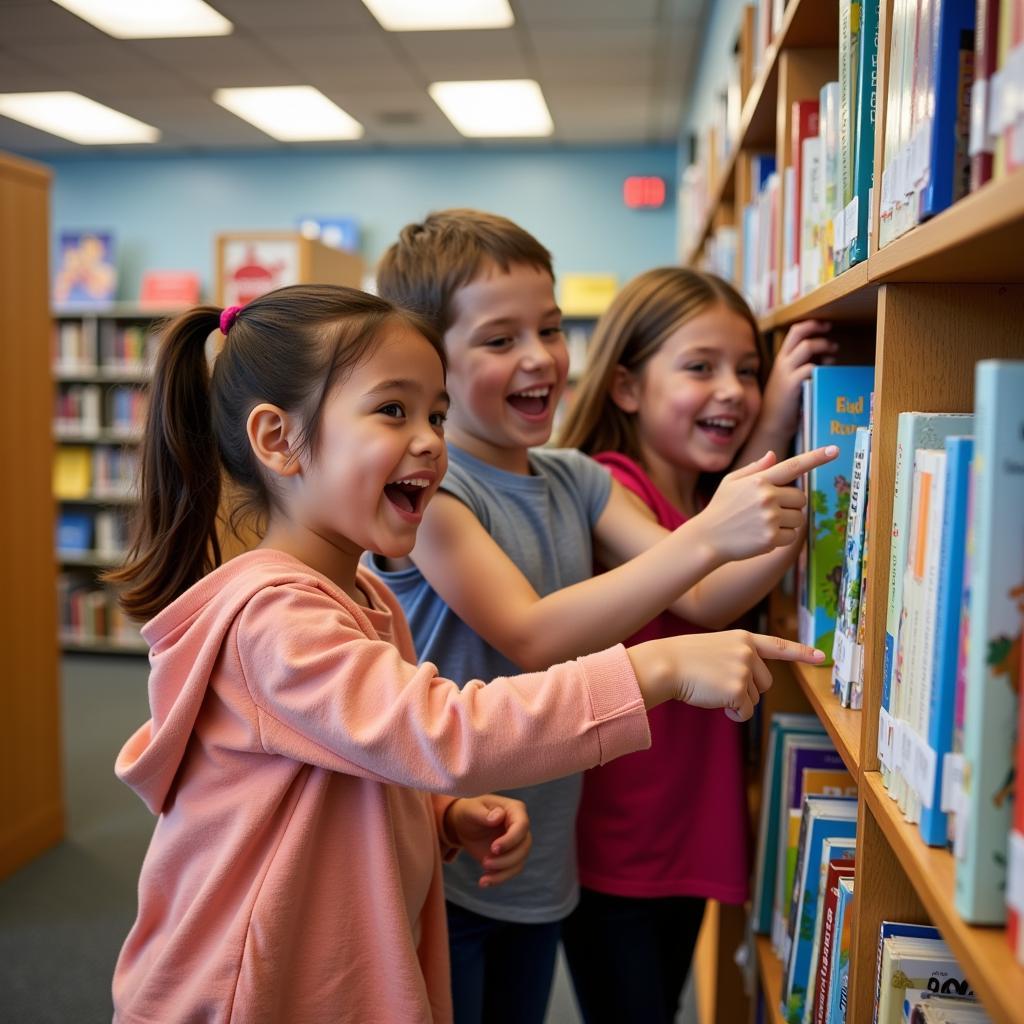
377, 209, 554, 336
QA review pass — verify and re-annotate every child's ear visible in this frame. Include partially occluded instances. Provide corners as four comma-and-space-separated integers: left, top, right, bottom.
247, 404, 302, 478
609, 364, 641, 414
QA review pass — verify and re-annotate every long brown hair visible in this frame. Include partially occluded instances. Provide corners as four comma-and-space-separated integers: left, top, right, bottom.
557, 268, 766, 464
104, 284, 442, 622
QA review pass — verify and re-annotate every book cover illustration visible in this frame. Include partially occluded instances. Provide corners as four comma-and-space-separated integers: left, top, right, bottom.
798, 365, 875, 660
53, 231, 117, 307
956, 361, 1024, 924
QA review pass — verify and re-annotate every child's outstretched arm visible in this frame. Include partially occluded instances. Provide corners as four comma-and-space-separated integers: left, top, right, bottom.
406, 446, 835, 670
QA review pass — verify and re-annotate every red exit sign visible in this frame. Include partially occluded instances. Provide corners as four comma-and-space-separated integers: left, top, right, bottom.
623, 176, 666, 209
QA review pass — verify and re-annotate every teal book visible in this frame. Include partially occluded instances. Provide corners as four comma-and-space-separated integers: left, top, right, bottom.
798, 365, 874, 660
955, 360, 1024, 923
753, 713, 826, 934
849, 0, 879, 265
880, 412, 973, 791
782, 798, 858, 1024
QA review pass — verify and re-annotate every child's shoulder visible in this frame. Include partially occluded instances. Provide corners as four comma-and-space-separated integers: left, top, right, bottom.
590, 451, 652, 498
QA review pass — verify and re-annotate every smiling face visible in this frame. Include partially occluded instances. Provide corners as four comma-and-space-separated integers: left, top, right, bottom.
442, 260, 568, 472
289, 323, 450, 566
616, 303, 762, 491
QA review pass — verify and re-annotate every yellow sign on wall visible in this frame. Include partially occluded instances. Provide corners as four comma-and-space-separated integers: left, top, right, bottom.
559, 273, 618, 316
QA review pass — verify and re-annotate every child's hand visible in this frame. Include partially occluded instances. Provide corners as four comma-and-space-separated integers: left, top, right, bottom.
697, 445, 838, 562
444, 795, 532, 888
627, 630, 825, 720
760, 320, 837, 440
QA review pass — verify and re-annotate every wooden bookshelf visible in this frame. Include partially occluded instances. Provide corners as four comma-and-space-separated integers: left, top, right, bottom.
682, 1, 1024, 1021
863, 773, 1024, 1024
754, 936, 787, 1024
0, 151, 64, 878
61, 637, 148, 656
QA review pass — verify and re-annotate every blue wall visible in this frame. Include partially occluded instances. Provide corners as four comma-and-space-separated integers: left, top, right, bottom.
45, 145, 677, 300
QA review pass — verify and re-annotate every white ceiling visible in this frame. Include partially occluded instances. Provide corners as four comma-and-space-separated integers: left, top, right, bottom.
0, 0, 707, 154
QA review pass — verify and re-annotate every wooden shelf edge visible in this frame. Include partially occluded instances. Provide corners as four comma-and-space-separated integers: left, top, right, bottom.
758, 262, 874, 330
791, 662, 861, 776
863, 772, 1024, 1024
868, 170, 1024, 284
754, 935, 787, 1024
61, 638, 148, 655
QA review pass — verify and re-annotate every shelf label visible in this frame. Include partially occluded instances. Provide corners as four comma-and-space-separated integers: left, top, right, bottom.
940, 752, 964, 814
912, 735, 937, 808
1008, 831, 1024, 915
877, 707, 894, 769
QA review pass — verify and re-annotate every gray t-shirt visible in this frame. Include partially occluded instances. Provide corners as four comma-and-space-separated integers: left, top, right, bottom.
371, 444, 612, 923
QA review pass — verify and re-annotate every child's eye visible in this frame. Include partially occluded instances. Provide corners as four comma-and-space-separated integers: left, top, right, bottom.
483, 336, 513, 349
429, 411, 447, 428
378, 402, 405, 419
739, 367, 761, 379
684, 362, 711, 375
540, 326, 564, 339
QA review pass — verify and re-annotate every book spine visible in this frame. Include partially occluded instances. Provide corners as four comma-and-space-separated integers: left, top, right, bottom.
955, 360, 1024, 923
969, 0, 1000, 188
851, 0, 880, 264
920, 437, 974, 846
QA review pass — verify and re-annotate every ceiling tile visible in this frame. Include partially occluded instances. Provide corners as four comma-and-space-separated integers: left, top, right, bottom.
213, 0, 379, 31
515, 0, 660, 27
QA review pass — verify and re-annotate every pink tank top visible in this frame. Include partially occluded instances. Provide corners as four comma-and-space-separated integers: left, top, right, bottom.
575, 452, 750, 902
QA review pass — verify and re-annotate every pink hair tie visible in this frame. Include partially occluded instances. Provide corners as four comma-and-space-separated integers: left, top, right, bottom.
219, 305, 242, 335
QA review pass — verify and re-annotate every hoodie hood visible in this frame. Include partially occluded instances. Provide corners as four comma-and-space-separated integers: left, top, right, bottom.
116, 549, 351, 814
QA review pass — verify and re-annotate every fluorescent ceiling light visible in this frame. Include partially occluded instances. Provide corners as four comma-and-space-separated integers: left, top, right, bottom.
213, 87, 364, 142
361, 0, 513, 31
429, 80, 553, 137
51, 0, 232, 38
0, 92, 160, 144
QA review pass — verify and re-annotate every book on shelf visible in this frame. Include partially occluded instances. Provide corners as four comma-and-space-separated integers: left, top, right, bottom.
811, 858, 856, 1024
832, 424, 872, 706
905, 994, 993, 1022
955, 359, 1024, 924
53, 446, 92, 500
55, 383, 101, 437
56, 512, 92, 555
781, 797, 858, 1024
819, 81, 842, 284
893, 448, 950, 824
849, 0, 880, 265
797, 364, 875, 660
836, 0, 862, 275
878, 412, 973, 790
968, 0, 1000, 190
827, 875, 857, 1024
753, 713, 829, 935
772, 734, 852, 949
873, 921, 943, 1024
53, 319, 97, 373
786, 100, 821, 303
1010, 633, 1024, 962
876, 933, 974, 1024
920, 436, 974, 847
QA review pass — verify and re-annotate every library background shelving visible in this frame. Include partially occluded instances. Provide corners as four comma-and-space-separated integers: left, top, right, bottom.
680, 2, 1024, 1024
1, 150, 64, 877
52, 304, 179, 656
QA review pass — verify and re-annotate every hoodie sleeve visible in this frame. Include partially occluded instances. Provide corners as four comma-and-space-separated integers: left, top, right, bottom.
235, 581, 650, 796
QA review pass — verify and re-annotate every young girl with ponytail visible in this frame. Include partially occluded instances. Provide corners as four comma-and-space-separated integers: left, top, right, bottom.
106, 284, 823, 1023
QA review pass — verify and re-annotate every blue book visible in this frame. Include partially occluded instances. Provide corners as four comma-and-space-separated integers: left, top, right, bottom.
782, 797, 858, 1024
798, 366, 875, 659
871, 921, 942, 1024
56, 512, 92, 553
826, 877, 857, 1024
955, 360, 1024, 923
919, 0, 977, 219
753, 714, 825, 934
919, 436, 974, 846
880, 412, 973, 790
751, 153, 777, 192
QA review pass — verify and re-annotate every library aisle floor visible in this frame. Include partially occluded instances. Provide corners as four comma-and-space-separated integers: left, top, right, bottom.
0, 655, 697, 1024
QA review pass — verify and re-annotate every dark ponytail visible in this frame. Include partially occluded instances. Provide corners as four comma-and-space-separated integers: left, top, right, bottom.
104, 307, 224, 620
105, 284, 443, 622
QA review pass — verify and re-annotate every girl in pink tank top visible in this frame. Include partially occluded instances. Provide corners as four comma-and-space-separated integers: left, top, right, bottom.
558, 268, 835, 1024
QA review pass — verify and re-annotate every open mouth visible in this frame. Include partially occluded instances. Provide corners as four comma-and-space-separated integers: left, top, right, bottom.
383, 476, 430, 515
506, 385, 552, 418
696, 416, 740, 441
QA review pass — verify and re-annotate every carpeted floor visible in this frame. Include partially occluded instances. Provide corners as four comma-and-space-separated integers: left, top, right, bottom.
0, 654, 695, 1024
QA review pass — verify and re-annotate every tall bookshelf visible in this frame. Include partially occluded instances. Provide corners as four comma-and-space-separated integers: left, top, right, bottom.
0, 151, 64, 877
682, 2, 1024, 1023
52, 304, 177, 655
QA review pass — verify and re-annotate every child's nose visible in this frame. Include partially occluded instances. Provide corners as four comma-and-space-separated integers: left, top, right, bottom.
716, 371, 745, 400
521, 334, 555, 368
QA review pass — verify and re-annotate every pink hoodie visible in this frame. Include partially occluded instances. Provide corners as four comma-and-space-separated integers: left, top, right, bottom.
112, 549, 649, 1023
